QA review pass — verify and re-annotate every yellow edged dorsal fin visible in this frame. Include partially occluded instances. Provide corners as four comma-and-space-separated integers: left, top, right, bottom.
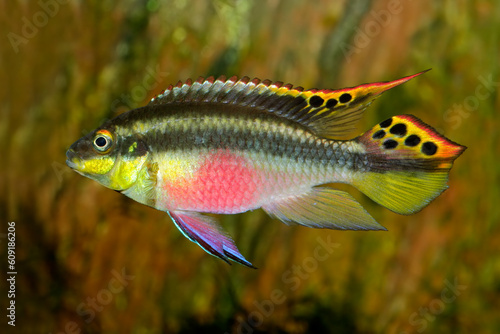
149, 71, 429, 138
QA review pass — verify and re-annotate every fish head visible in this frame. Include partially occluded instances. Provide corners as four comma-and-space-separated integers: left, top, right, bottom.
66, 125, 150, 191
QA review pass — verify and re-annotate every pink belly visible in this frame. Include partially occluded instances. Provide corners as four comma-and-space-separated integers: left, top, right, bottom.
192, 150, 261, 213
162, 150, 263, 213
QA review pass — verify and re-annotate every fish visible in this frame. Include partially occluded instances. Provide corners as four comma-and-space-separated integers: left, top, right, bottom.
66, 70, 466, 268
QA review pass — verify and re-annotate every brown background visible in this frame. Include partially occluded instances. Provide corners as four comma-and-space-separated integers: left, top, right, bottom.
1, 0, 498, 333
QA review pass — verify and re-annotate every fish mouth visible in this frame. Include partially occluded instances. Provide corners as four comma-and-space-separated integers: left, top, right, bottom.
65, 149, 79, 169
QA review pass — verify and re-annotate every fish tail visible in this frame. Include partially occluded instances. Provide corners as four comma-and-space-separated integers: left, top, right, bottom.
352, 115, 466, 214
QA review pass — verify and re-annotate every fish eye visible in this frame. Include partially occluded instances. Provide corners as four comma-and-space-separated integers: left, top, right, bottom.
93, 130, 114, 153
95, 136, 107, 147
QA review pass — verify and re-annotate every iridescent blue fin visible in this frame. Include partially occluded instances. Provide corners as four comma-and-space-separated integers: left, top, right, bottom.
168, 211, 255, 268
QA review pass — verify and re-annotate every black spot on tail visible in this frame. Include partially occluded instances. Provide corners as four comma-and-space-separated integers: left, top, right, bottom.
404, 134, 421, 147
372, 130, 385, 139
390, 123, 407, 136
383, 139, 398, 149
421, 141, 438, 155
379, 117, 393, 128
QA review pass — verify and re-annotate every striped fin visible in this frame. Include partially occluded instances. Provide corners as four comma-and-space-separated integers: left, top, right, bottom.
149, 71, 429, 138
353, 115, 466, 214
262, 187, 386, 231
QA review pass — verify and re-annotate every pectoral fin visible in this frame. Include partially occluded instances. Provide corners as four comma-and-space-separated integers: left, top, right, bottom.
168, 211, 255, 268
262, 187, 386, 231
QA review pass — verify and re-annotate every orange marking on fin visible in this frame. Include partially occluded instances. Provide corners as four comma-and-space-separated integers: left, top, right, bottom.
361, 114, 466, 162
302, 70, 430, 99
395, 114, 465, 158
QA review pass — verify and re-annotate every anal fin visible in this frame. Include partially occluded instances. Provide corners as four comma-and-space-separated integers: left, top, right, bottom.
262, 187, 386, 231
168, 211, 255, 268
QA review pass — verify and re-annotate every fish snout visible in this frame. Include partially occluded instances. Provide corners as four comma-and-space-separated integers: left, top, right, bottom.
65, 149, 79, 169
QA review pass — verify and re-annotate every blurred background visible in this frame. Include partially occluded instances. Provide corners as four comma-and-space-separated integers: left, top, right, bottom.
1, 0, 498, 333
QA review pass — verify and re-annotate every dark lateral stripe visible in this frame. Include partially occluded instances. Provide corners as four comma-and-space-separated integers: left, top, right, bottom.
118, 109, 448, 174
123, 119, 367, 172
145, 125, 323, 160
114, 103, 373, 171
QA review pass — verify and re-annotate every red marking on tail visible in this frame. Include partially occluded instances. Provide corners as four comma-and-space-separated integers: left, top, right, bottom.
395, 115, 465, 158
357, 114, 466, 170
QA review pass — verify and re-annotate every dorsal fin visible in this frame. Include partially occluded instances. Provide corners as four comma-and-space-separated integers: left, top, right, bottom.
149, 70, 428, 138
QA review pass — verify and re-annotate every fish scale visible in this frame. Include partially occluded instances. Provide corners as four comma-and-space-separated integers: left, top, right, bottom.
143, 112, 349, 212
66, 70, 465, 267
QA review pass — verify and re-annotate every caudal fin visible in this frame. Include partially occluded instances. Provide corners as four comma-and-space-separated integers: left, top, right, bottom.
352, 115, 466, 215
